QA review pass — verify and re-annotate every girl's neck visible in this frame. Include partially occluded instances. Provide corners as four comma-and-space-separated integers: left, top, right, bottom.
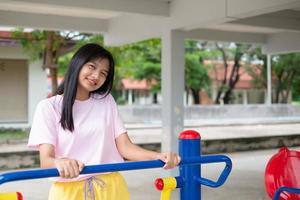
76, 89, 90, 101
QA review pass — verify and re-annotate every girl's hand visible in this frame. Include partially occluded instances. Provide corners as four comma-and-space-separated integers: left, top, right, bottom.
156, 152, 181, 169
54, 158, 85, 178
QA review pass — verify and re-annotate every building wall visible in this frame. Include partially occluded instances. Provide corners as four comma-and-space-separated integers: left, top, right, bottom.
0, 46, 47, 125
28, 60, 47, 125
0, 59, 28, 122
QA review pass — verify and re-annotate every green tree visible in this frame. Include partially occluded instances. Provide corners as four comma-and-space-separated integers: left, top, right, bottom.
272, 53, 300, 103
118, 39, 212, 104
245, 47, 267, 90
116, 38, 161, 103
185, 52, 211, 104
246, 49, 300, 104
292, 75, 300, 102
13, 29, 78, 94
184, 40, 215, 104
214, 43, 254, 104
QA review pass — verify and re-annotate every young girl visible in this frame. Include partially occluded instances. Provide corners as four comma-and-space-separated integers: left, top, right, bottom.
28, 43, 180, 200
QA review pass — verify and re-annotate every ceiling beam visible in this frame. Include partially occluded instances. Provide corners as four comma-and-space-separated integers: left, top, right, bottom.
185, 28, 267, 44
263, 32, 300, 54
0, 11, 108, 33
169, 0, 230, 30
168, 0, 300, 31
227, 0, 300, 19
104, 14, 167, 46
229, 10, 300, 32
0, 0, 169, 17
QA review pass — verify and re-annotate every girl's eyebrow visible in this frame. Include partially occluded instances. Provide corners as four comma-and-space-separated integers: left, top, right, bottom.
88, 61, 96, 65
88, 60, 109, 72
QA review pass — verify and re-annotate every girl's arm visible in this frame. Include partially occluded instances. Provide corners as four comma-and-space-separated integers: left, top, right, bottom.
116, 133, 181, 169
39, 144, 84, 178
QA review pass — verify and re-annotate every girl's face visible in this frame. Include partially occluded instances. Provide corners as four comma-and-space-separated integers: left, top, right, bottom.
77, 58, 110, 95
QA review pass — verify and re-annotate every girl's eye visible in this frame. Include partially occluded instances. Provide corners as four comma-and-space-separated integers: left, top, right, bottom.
88, 64, 96, 69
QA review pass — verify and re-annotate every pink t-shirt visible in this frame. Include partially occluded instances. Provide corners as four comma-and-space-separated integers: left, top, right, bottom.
28, 93, 126, 182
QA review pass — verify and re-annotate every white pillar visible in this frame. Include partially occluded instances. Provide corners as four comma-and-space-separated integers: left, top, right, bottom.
28, 60, 48, 125
212, 87, 217, 102
243, 90, 248, 105
266, 54, 272, 105
122, 89, 126, 100
184, 91, 187, 106
189, 92, 194, 105
161, 30, 185, 154
128, 89, 133, 105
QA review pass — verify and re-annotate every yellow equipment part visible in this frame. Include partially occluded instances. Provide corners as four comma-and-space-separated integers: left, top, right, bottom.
159, 177, 177, 200
0, 192, 23, 200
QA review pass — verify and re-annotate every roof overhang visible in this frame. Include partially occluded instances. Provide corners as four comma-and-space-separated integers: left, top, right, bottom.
0, 0, 300, 53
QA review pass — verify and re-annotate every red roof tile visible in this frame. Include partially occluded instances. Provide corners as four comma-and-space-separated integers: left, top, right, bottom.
206, 60, 260, 89
0, 31, 12, 39
121, 79, 152, 90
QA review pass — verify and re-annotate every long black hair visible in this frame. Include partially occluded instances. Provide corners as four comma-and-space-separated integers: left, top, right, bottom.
56, 43, 115, 132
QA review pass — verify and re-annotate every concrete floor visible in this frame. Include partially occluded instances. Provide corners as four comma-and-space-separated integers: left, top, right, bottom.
2, 147, 297, 200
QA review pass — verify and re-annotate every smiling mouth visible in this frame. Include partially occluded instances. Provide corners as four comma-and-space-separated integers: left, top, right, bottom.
86, 78, 98, 86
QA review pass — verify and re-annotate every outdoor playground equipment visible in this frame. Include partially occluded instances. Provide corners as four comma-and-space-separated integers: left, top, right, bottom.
0, 130, 232, 200
265, 147, 300, 200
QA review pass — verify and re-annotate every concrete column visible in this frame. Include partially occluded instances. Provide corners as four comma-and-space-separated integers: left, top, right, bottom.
28, 60, 48, 125
128, 89, 133, 105
161, 30, 185, 155
243, 90, 248, 105
184, 91, 187, 106
149, 92, 153, 104
266, 54, 272, 105
212, 87, 217, 102
122, 89, 126, 100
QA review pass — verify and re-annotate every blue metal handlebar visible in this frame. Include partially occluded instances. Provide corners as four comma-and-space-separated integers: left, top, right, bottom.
273, 187, 300, 200
2, 160, 164, 185
194, 155, 232, 188
0, 155, 232, 186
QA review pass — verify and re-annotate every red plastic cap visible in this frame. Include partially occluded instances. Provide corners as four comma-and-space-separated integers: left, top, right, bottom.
179, 130, 201, 140
16, 192, 23, 200
155, 178, 164, 190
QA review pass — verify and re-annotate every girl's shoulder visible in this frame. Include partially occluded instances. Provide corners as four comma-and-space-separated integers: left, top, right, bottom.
41, 94, 63, 104
37, 95, 63, 111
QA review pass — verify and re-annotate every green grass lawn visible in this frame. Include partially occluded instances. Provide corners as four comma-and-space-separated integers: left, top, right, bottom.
292, 101, 300, 105
0, 130, 29, 141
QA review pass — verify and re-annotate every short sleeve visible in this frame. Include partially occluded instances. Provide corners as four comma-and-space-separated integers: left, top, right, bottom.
109, 95, 126, 138
27, 100, 57, 150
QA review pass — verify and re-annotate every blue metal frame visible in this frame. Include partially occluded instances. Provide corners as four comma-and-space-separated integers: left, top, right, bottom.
273, 187, 300, 200
179, 136, 201, 199
178, 132, 232, 200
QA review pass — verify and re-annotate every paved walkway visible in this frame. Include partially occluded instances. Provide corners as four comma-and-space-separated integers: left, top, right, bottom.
1, 118, 300, 151
126, 118, 300, 144
126, 120, 300, 144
